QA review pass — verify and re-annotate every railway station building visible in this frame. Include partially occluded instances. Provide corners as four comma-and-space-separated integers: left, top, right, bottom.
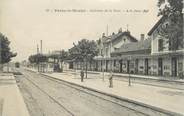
72, 17, 184, 78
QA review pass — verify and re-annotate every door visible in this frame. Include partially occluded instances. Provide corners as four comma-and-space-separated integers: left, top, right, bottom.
158, 58, 163, 76
127, 60, 130, 73
145, 59, 149, 75
95, 61, 98, 71
119, 60, 123, 73
172, 57, 177, 77
101, 60, 103, 71
135, 59, 139, 74
106, 60, 108, 72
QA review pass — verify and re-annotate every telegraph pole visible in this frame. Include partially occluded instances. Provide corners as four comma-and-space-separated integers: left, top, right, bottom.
106, 25, 109, 36
37, 44, 39, 72
40, 40, 43, 72
37, 44, 39, 54
126, 24, 129, 32
40, 40, 42, 54
128, 56, 132, 86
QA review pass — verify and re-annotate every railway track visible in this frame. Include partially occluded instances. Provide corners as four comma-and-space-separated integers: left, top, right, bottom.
21, 69, 182, 116
22, 71, 147, 116
23, 74, 75, 116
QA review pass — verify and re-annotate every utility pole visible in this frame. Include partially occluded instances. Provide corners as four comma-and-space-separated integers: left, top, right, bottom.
37, 44, 39, 54
85, 56, 87, 78
40, 40, 43, 72
126, 24, 129, 32
110, 37, 113, 77
102, 55, 105, 81
128, 56, 132, 86
106, 25, 109, 36
37, 44, 39, 72
40, 40, 42, 54
0, 38, 2, 72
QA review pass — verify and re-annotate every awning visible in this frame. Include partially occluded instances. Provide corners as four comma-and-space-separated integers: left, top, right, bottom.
94, 54, 152, 60
94, 51, 184, 61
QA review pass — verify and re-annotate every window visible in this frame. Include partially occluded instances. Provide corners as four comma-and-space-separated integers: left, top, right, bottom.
106, 48, 108, 56
122, 64, 126, 68
140, 66, 144, 69
164, 65, 170, 70
158, 39, 163, 51
178, 63, 183, 72
152, 65, 157, 69
123, 38, 126, 42
169, 40, 171, 50
114, 60, 116, 67
129, 63, 134, 68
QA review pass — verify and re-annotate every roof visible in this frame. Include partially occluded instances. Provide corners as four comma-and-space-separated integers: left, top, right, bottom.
103, 31, 138, 43
148, 16, 166, 36
112, 39, 151, 54
101, 36, 111, 43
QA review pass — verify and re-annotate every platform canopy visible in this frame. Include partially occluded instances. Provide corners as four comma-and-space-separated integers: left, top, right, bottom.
94, 51, 184, 61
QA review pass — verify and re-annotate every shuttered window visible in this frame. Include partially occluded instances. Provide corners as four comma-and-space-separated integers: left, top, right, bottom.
158, 39, 163, 51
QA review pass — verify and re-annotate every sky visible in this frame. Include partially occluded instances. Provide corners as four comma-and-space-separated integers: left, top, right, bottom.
0, 0, 160, 62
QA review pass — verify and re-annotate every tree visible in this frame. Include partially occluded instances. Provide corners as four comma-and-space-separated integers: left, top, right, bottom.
0, 33, 17, 72
28, 54, 47, 72
48, 50, 68, 72
157, 0, 183, 50
70, 39, 98, 78
28, 55, 36, 64
58, 50, 68, 62
28, 54, 47, 64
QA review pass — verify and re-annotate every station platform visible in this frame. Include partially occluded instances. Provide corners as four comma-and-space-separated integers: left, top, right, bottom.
0, 73, 29, 116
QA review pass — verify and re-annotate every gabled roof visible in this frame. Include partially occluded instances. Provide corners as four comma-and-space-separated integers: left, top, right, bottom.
101, 36, 111, 43
148, 16, 166, 36
112, 39, 151, 54
103, 31, 138, 44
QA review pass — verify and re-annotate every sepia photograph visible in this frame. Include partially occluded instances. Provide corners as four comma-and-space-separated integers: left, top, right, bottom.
0, 0, 184, 116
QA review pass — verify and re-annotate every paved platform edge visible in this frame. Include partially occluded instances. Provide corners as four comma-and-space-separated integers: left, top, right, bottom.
0, 74, 30, 116
85, 71, 184, 84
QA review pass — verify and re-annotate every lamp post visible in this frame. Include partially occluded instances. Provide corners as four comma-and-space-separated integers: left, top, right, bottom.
40, 40, 43, 72
37, 44, 39, 72
110, 38, 113, 79
85, 53, 92, 79
85, 57, 87, 78
101, 55, 105, 81
128, 56, 132, 86
100, 38, 105, 81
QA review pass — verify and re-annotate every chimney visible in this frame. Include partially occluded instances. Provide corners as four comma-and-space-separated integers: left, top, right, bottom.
102, 33, 105, 37
118, 28, 122, 33
126, 30, 130, 35
140, 34, 145, 41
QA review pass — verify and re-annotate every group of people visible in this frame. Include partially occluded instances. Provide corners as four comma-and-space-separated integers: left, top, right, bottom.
80, 70, 113, 88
